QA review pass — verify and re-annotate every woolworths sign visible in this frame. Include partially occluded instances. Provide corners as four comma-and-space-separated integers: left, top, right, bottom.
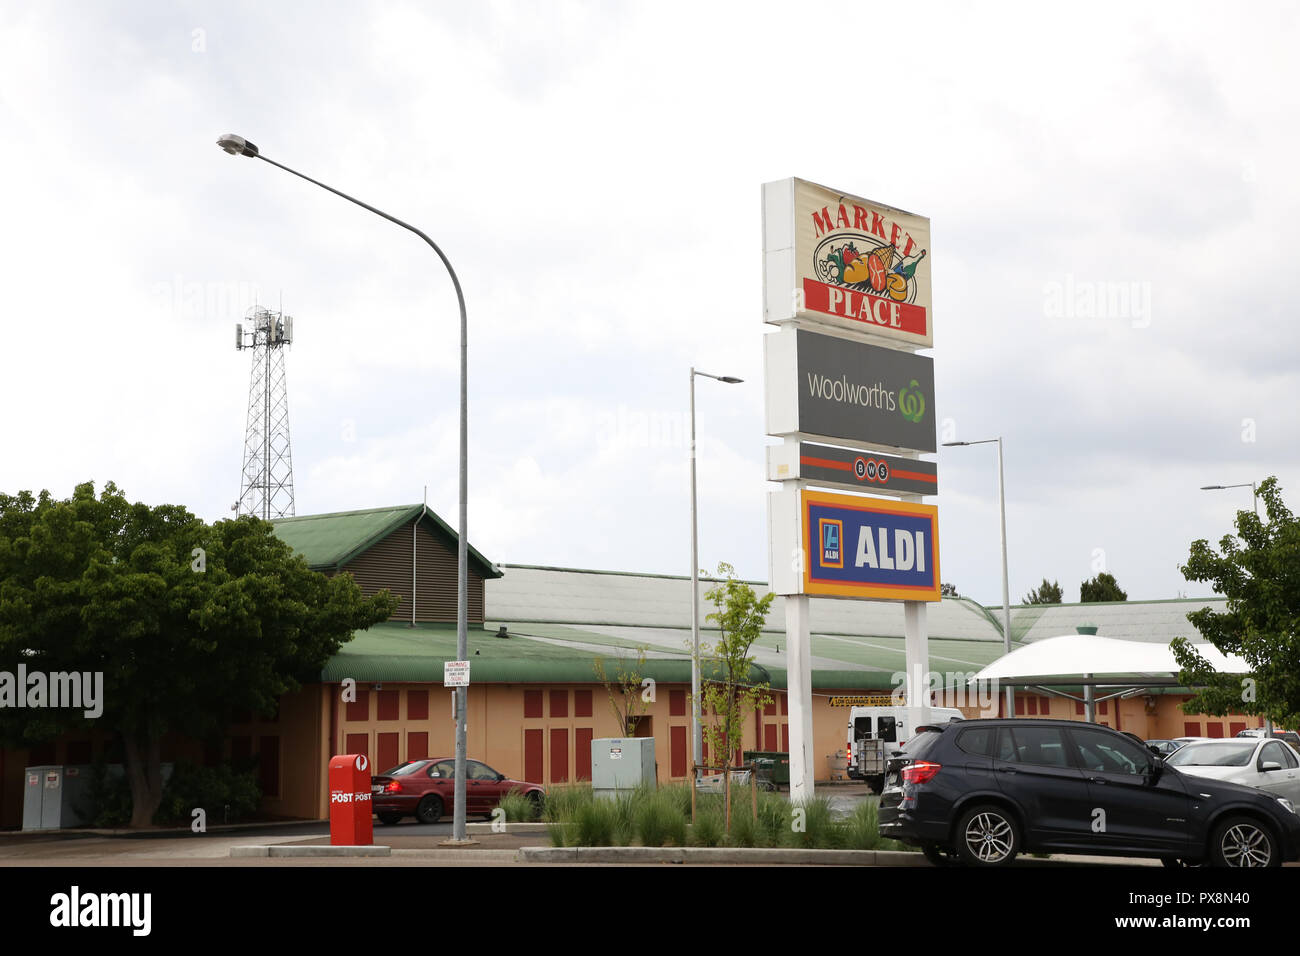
764, 326, 936, 454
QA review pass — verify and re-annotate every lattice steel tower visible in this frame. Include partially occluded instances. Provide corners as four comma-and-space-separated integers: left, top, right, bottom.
234, 306, 296, 519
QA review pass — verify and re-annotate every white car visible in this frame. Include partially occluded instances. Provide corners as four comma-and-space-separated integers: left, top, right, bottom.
1165, 738, 1300, 803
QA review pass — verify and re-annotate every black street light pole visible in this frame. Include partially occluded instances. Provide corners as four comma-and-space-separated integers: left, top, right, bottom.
217, 133, 473, 844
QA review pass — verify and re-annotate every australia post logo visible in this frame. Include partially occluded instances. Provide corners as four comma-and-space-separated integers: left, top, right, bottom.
800, 198, 930, 340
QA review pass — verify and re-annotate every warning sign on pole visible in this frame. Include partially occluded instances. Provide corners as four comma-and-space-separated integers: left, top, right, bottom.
443, 660, 470, 687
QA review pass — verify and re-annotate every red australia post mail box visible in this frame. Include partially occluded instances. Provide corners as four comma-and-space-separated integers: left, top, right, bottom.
328, 754, 374, 846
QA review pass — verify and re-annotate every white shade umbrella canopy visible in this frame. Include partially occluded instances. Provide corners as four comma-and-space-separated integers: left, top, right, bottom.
972, 634, 1249, 683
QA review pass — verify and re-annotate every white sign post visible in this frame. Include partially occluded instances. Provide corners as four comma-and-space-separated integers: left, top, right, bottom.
763, 177, 939, 802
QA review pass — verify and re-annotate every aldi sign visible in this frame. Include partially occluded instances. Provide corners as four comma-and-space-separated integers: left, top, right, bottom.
763, 178, 932, 349
768, 489, 940, 601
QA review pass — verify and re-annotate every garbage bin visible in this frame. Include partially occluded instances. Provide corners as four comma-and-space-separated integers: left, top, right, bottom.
741, 751, 789, 786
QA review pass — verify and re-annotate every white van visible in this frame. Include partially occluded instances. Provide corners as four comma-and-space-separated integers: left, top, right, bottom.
846, 703, 963, 792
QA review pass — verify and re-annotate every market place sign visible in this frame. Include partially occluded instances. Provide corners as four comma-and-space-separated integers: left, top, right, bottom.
763, 178, 932, 349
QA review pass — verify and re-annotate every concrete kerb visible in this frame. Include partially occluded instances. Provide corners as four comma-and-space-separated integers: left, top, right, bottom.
464, 822, 550, 834
232, 845, 391, 858
518, 846, 931, 866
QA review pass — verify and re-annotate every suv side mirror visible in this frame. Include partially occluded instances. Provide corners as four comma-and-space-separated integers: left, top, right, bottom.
1261, 761, 1283, 772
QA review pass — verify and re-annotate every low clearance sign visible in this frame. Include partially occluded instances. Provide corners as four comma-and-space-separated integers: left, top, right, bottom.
803, 490, 940, 601
763, 178, 932, 349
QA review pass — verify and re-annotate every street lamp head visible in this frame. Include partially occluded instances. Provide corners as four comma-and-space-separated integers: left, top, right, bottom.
1200, 485, 1224, 490
719, 376, 743, 384
216, 133, 260, 158
942, 441, 968, 447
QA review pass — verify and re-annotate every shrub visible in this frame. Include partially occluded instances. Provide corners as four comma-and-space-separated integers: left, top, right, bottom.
154, 761, 261, 826
788, 797, 842, 849
691, 803, 726, 847
77, 762, 132, 828
636, 789, 687, 847
541, 783, 592, 823
755, 790, 792, 847
495, 787, 539, 822
842, 799, 885, 850
574, 798, 620, 846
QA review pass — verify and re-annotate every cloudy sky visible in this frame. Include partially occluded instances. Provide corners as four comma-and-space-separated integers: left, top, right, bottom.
2, 1, 1296, 609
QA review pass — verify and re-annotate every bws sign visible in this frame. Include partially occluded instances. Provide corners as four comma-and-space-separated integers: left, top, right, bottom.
766, 442, 938, 497
763, 178, 932, 349
768, 489, 940, 601
765, 326, 936, 454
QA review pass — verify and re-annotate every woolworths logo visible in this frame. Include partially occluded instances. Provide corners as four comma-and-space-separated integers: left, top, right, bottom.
805, 373, 927, 424
806, 373, 897, 411
898, 380, 926, 422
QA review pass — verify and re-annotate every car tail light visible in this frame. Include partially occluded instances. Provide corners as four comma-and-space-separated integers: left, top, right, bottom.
901, 761, 941, 785
383, 780, 402, 793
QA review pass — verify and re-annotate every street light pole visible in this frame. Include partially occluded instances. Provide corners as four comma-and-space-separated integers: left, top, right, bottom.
217, 134, 473, 843
1200, 482, 1259, 517
1200, 481, 1268, 734
690, 368, 742, 768
944, 437, 1016, 719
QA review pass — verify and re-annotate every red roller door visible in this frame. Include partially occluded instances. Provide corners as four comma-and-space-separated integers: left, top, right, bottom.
377, 732, 399, 773
407, 690, 428, 721
407, 732, 428, 761
550, 728, 569, 783
575, 729, 593, 781
344, 733, 368, 763
524, 729, 543, 784
671, 725, 687, 777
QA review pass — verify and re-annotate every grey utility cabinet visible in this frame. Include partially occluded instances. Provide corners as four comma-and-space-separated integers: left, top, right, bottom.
22, 765, 102, 831
590, 737, 656, 800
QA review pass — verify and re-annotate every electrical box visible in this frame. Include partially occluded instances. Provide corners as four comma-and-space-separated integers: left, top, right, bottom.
22, 764, 172, 831
22, 765, 106, 831
590, 737, 656, 800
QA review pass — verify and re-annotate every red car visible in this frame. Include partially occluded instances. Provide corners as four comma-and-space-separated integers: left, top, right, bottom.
370, 757, 545, 825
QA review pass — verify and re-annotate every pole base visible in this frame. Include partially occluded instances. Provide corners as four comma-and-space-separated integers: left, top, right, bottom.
438, 838, 481, 848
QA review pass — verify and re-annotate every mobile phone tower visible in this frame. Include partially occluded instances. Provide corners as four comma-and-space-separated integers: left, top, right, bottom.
234, 306, 296, 519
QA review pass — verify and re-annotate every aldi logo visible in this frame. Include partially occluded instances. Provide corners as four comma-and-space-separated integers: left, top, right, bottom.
819, 519, 843, 568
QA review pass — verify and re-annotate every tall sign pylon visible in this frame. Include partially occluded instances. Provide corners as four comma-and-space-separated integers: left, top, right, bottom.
234, 305, 296, 519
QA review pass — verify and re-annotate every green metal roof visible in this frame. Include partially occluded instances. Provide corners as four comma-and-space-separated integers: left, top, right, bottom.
318, 620, 1016, 690
271, 504, 501, 578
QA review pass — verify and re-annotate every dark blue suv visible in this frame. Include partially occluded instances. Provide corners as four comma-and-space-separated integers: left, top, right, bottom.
878, 718, 1300, 867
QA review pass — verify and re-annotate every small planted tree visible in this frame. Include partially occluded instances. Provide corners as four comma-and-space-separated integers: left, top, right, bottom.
591, 645, 652, 736
698, 563, 774, 773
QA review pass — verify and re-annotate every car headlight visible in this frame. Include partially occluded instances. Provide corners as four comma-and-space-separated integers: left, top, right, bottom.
1277, 798, 1298, 816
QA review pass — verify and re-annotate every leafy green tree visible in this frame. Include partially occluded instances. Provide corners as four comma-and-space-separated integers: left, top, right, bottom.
1080, 571, 1127, 602
698, 563, 774, 772
1171, 476, 1300, 729
0, 481, 398, 826
1023, 578, 1063, 605
940, 582, 960, 598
